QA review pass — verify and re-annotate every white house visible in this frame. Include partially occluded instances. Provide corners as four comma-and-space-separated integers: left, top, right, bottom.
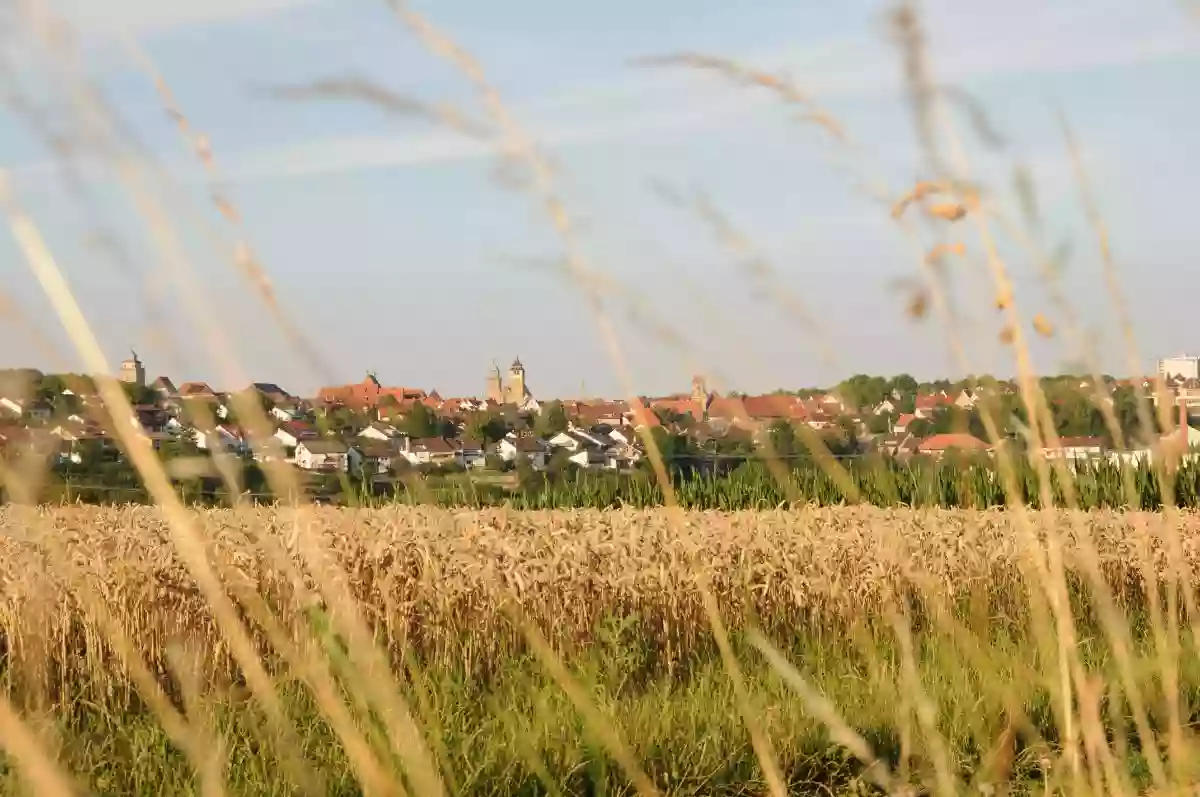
193, 425, 246, 454
874, 399, 897, 415
1041, 437, 1105, 463
294, 439, 349, 472
455, 438, 487, 468
270, 404, 305, 423
516, 395, 541, 414
549, 429, 609, 452
274, 421, 318, 451
349, 440, 405, 475
404, 437, 461, 466
954, 390, 977, 409
498, 435, 548, 469
358, 422, 401, 442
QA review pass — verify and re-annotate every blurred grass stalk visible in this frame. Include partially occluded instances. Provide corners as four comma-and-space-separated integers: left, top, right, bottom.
0, 0, 1197, 794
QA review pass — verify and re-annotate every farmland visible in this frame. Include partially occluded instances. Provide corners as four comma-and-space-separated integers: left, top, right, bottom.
2, 505, 1200, 794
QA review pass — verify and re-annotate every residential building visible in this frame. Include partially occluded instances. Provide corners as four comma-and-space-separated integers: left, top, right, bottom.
498, 435, 548, 469
270, 403, 305, 422
250, 382, 292, 404
317, 372, 427, 411
359, 422, 401, 442
455, 437, 487, 468
1042, 436, 1105, 462
294, 439, 349, 471
151, 376, 178, 400
914, 392, 952, 418
349, 440, 405, 475
275, 421, 318, 451
916, 433, 991, 458
893, 413, 918, 434
1159, 355, 1200, 382
193, 425, 246, 454
178, 382, 218, 399
405, 437, 461, 466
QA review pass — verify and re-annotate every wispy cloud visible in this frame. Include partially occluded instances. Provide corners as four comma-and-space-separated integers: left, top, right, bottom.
227, 92, 762, 181
226, 0, 1195, 183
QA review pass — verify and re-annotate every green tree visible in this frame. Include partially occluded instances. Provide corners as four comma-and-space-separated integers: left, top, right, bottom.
908, 417, 933, 438
467, 412, 507, 444
889, 373, 918, 395
766, 420, 798, 459
402, 402, 439, 438
836, 374, 889, 411
120, 382, 157, 406
866, 413, 893, 435
535, 400, 568, 437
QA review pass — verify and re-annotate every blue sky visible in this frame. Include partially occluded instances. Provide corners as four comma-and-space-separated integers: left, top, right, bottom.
1, 0, 1198, 397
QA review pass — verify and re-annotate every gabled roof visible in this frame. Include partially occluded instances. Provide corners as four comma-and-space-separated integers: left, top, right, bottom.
278, 420, 317, 439
915, 393, 953, 411
410, 437, 456, 454
504, 435, 546, 453
917, 433, 990, 452
298, 438, 348, 454
179, 382, 216, 397
251, 382, 291, 399
354, 439, 404, 458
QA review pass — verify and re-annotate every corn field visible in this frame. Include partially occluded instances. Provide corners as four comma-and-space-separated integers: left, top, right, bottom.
394, 457, 1200, 511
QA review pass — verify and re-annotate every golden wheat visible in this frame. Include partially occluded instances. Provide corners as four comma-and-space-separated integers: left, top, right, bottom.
0, 505, 1194, 696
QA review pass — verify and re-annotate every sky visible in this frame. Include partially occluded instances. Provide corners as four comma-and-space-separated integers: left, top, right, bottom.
0, 0, 1197, 398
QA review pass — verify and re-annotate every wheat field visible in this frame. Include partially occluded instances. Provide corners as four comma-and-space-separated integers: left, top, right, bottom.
2, 505, 1200, 795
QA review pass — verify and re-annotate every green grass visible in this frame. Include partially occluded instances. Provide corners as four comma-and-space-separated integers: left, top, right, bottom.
4, 598, 1196, 796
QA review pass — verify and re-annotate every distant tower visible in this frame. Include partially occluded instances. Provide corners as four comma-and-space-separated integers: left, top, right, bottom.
506, 357, 527, 404
690, 374, 708, 402
120, 350, 146, 387
486, 362, 504, 404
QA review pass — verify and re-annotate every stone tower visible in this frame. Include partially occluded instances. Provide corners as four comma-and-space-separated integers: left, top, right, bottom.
120, 350, 146, 387
486, 363, 504, 404
690, 374, 708, 403
506, 357, 526, 404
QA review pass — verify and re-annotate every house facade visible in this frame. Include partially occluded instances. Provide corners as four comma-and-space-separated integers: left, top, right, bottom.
294, 439, 349, 471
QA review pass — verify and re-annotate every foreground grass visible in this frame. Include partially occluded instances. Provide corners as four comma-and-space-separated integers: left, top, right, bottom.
3, 506, 1200, 794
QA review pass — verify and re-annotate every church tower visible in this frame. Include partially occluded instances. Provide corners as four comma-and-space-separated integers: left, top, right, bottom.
486, 363, 504, 404
506, 357, 526, 404
120, 350, 146, 388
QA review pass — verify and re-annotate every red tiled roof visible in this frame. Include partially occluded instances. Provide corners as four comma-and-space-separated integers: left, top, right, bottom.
317, 374, 427, 410
411, 437, 456, 454
917, 433, 990, 452
179, 382, 215, 397
651, 397, 705, 419
915, 393, 953, 411
280, 420, 317, 439
626, 398, 661, 428
896, 413, 918, 427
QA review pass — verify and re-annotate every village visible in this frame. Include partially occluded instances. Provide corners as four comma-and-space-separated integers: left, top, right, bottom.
2, 350, 1200, 491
